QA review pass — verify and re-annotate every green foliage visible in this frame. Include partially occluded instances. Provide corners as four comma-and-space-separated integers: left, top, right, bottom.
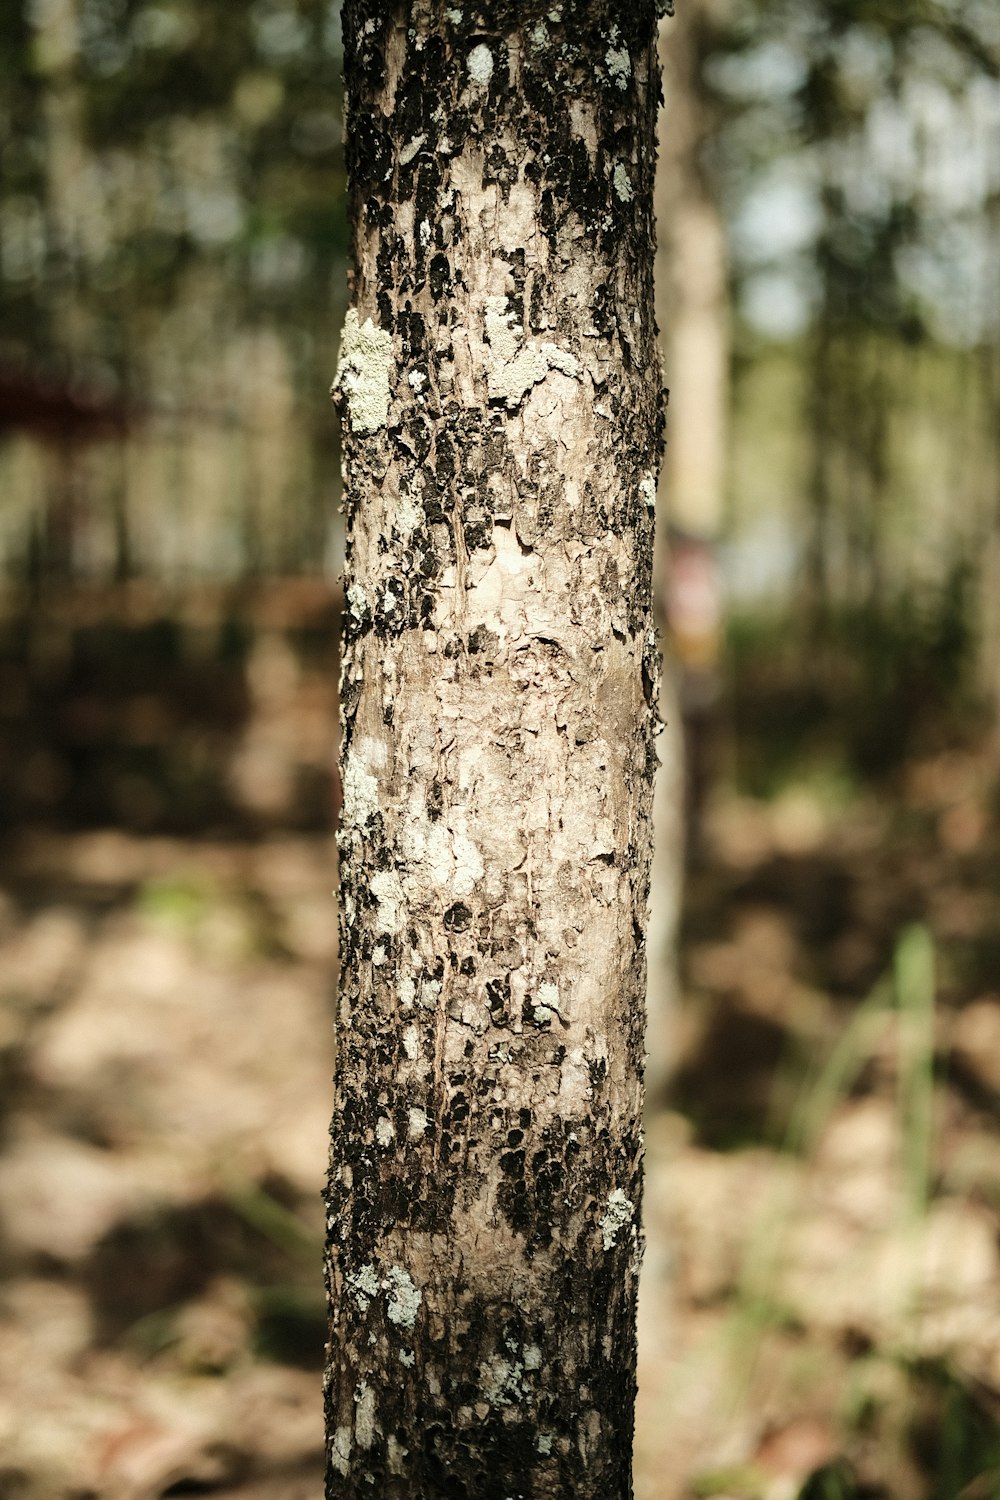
137, 871, 214, 930
0, 0, 346, 363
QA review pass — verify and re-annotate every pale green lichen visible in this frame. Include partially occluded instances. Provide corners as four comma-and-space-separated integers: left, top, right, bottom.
613, 164, 634, 202
384, 1265, 422, 1328
529, 20, 549, 52
606, 41, 631, 89
480, 1354, 524, 1405
484, 296, 581, 408
600, 1189, 635, 1250
333, 308, 393, 435
347, 1263, 380, 1311
479, 1350, 536, 1404
467, 43, 493, 85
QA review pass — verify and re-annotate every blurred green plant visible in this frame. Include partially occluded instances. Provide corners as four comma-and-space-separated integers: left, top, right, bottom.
137, 870, 215, 931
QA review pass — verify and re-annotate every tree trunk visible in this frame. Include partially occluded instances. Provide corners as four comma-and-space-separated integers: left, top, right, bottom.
326, 6, 662, 1497
645, 0, 728, 1100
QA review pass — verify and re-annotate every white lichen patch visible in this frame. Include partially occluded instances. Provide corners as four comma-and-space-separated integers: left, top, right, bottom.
484, 295, 581, 408
467, 43, 493, 85
369, 869, 404, 935
348, 1263, 380, 1310
384, 1265, 422, 1328
333, 309, 393, 435
605, 42, 631, 89
398, 976, 416, 1009
372, 942, 388, 966
538, 981, 560, 1011
354, 1382, 377, 1449
342, 756, 379, 829
533, 979, 562, 1026
399, 1348, 415, 1366
523, 1344, 542, 1370
480, 1354, 524, 1405
419, 219, 431, 249
330, 1426, 352, 1477
600, 1188, 635, 1250
640, 474, 657, 511
537, 1434, 553, 1455
613, 164, 634, 203
529, 20, 549, 52
346, 581, 368, 623
452, 832, 485, 898
375, 1116, 394, 1147
445, 6, 462, 21
396, 486, 423, 538
419, 978, 442, 1010
402, 1022, 421, 1060
407, 1106, 429, 1139
399, 133, 425, 165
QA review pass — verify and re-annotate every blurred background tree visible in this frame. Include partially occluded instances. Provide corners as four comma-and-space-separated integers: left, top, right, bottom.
0, 0, 347, 583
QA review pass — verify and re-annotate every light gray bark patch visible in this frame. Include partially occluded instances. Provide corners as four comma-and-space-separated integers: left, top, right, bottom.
333, 308, 393, 434
483, 295, 581, 408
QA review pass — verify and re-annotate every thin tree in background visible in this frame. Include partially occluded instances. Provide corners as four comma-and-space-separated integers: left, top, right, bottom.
646, 0, 729, 1102
325, 3, 665, 1495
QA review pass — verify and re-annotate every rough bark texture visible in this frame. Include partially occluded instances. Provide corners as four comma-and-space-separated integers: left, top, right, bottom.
325, 5, 662, 1497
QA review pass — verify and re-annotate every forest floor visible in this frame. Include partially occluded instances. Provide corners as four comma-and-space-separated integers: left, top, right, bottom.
1, 740, 999, 1499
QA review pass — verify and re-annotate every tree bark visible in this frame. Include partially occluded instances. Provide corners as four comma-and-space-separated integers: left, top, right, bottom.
326, 6, 662, 1497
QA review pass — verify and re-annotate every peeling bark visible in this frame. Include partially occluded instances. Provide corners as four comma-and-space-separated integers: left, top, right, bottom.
325, 5, 663, 1497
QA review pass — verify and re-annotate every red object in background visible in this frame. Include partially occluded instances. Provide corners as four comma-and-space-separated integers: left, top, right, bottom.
666, 534, 725, 679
